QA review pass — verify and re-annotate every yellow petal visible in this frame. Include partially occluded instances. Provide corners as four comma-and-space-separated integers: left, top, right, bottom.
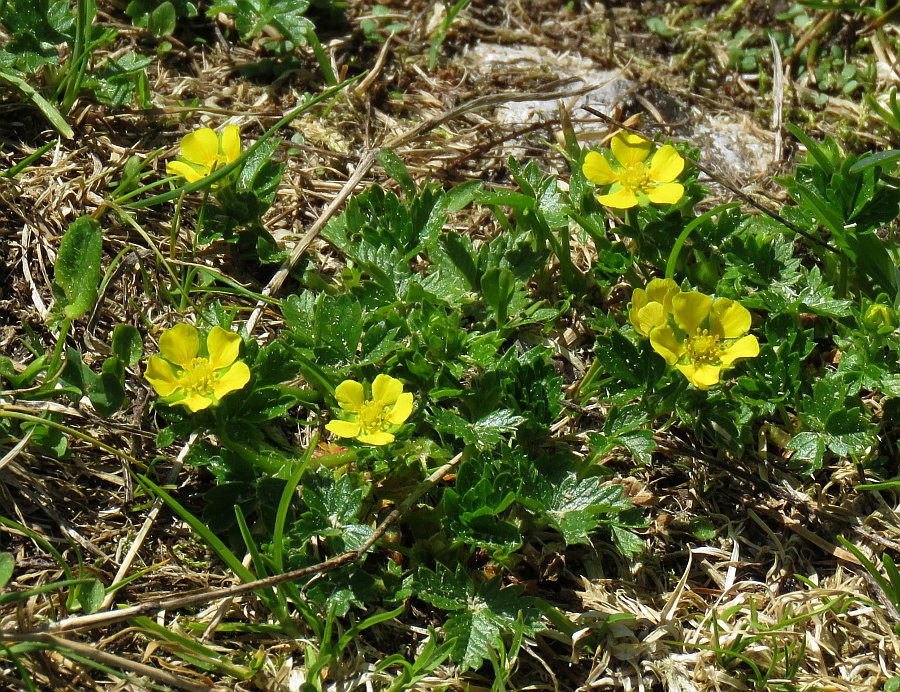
388, 392, 414, 425
719, 335, 760, 366
220, 125, 241, 164
648, 145, 685, 183
610, 133, 651, 166
179, 393, 214, 412
649, 326, 683, 365
672, 292, 713, 336
372, 374, 403, 405
646, 182, 684, 205
358, 431, 395, 446
180, 128, 219, 168
166, 160, 207, 183
582, 151, 617, 185
677, 363, 721, 390
159, 324, 200, 368
645, 278, 680, 310
145, 356, 179, 397
711, 299, 751, 339
334, 380, 365, 413
207, 326, 242, 369
598, 185, 639, 209
634, 302, 666, 337
326, 419, 361, 438
213, 361, 251, 399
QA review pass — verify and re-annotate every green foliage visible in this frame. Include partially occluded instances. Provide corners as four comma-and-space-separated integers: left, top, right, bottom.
413, 564, 542, 671
51, 216, 102, 323
0, 0, 151, 125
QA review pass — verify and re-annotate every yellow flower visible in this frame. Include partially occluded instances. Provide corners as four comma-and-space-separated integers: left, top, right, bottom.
145, 324, 251, 412
583, 133, 685, 209
325, 375, 413, 446
629, 278, 681, 337
166, 125, 241, 185
648, 292, 759, 390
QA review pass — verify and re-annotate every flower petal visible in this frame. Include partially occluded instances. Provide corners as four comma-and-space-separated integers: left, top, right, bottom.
648, 145, 685, 183
179, 393, 214, 412
213, 361, 251, 399
610, 133, 651, 166
719, 335, 760, 366
598, 185, 639, 209
145, 356, 180, 397
677, 363, 721, 390
326, 419, 362, 438
372, 374, 403, 405
358, 431, 395, 446
166, 160, 207, 183
582, 151, 617, 185
633, 302, 667, 337
387, 392, 414, 425
672, 292, 713, 336
334, 380, 365, 413
159, 323, 200, 368
180, 128, 219, 168
646, 182, 685, 205
710, 299, 752, 339
645, 278, 680, 308
649, 326, 683, 365
220, 125, 241, 164
207, 326, 242, 369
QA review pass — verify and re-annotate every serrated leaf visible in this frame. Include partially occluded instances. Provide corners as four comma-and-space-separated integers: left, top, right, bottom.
786, 431, 826, 473
415, 564, 469, 611
824, 408, 875, 457
540, 474, 630, 545
54, 216, 102, 321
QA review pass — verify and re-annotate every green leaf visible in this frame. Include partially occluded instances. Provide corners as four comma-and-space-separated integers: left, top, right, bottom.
379, 148, 415, 196
415, 563, 469, 611
786, 431, 826, 473
0, 552, 14, 588
481, 267, 515, 324
429, 408, 525, 449
544, 477, 626, 544
75, 578, 104, 614
415, 567, 542, 671
148, 0, 177, 35
824, 408, 874, 457
111, 324, 143, 366
54, 216, 102, 321
294, 470, 373, 551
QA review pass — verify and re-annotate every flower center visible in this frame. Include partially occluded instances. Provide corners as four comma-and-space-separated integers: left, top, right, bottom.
176, 357, 219, 396
685, 329, 722, 364
358, 399, 390, 433
620, 162, 650, 191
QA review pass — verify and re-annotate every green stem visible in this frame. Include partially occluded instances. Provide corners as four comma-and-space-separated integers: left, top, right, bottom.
665, 203, 738, 280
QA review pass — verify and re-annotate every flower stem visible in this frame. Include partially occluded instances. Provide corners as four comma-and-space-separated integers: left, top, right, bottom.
665, 204, 738, 280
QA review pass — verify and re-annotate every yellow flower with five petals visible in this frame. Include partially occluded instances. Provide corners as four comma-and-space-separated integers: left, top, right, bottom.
648, 292, 759, 390
583, 133, 685, 209
325, 375, 413, 446
166, 125, 241, 186
145, 324, 251, 412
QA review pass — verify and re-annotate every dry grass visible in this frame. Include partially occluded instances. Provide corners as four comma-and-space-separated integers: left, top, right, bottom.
1, 0, 899, 689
